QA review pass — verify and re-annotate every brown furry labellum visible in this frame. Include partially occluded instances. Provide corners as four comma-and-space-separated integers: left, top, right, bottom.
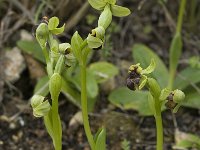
165, 93, 177, 109
126, 69, 141, 91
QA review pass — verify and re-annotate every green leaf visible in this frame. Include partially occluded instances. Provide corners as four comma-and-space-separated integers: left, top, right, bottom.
111, 5, 131, 17
17, 40, 45, 63
88, 61, 119, 83
34, 76, 49, 96
87, 34, 103, 49
94, 128, 106, 150
174, 67, 200, 90
61, 76, 96, 112
132, 44, 169, 88
48, 16, 59, 30
87, 70, 99, 98
98, 4, 112, 30
61, 78, 81, 107
71, 31, 83, 64
44, 110, 54, 140
169, 33, 182, 81
88, 0, 106, 10
70, 69, 99, 98
182, 91, 200, 109
108, 87, 153, 116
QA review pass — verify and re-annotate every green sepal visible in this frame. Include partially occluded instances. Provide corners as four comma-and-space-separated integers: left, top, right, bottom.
87, 34, 103, 49
88, 0, 106, 10
59, 43, 71, 54
50, 24, 65, 35
31, 95, 51, 118
91, 26, 105, 39
94, 127, 106, 150
49, 73, 62, 98
139, 75, 147, 90
159, 88, 171, 101
36, 23, 49, 47
48, 17, 59, 30
48, 17, 65, 35
104, 0, 116, 5
98, 4, 112, 30
71, 31, 83, 64
141, 59, 156, 75
111, 5, 131, 17
31, 95, 45, 108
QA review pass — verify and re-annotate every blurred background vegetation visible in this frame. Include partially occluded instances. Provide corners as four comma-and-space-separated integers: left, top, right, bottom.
0, 0, 200, 149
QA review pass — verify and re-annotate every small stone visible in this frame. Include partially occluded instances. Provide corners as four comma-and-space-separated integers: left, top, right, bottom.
4, 47, 26, 82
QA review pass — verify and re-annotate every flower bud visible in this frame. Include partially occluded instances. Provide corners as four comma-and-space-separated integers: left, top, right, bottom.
36, 23, 49, 47
31, 95, 51, 117
173, 89, 185, 103
91, 26, 105, 40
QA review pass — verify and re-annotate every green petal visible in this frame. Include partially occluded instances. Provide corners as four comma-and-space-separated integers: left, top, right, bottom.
141, 59, 156, 74
88, 0, 106, 10
50, 24, 65, 35
111, 5, 131, 17
87, 34, 103, 49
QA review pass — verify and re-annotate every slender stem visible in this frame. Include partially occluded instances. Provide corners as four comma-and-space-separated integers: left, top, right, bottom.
154, 96, 163, 150
155, 114, 163, 150
81, 62, 95, 150
168, 70, 175, 90
52, 96, 62, 150
176, 0, 186, 34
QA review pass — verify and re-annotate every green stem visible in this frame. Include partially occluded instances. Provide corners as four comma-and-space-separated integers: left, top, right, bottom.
155, 114, 163, 150
154, 95, 163, 150
176, 0, 186, 34
51, 95, 62, 150
80, 62, 95, 150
